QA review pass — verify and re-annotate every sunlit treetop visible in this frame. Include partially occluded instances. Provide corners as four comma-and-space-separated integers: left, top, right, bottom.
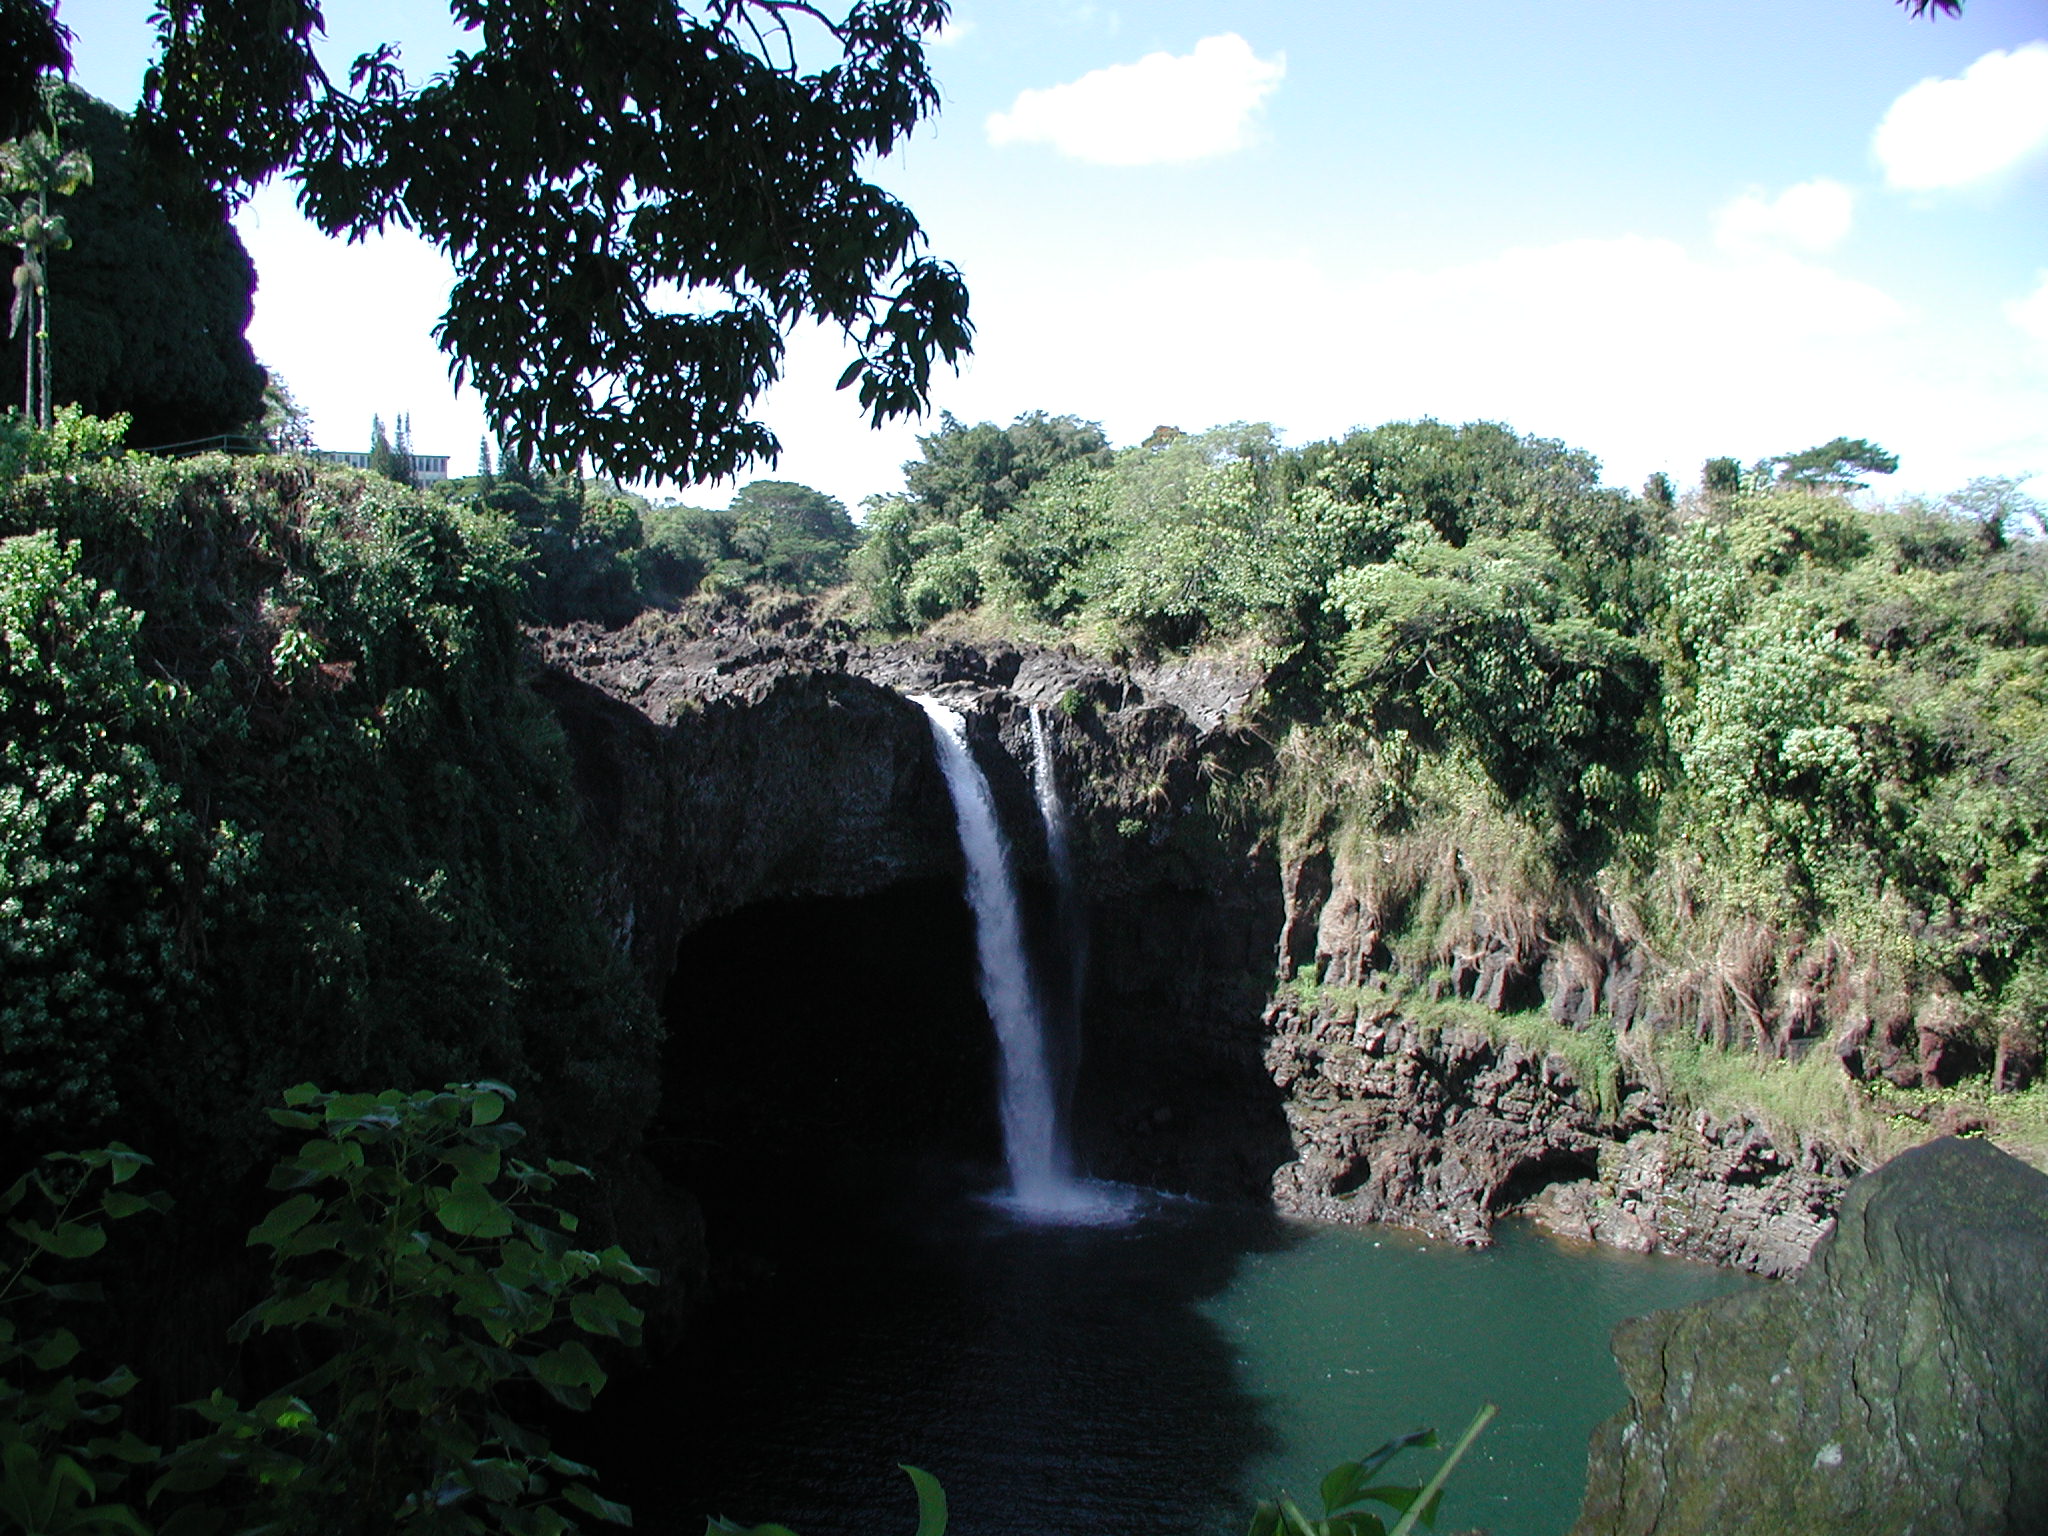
129, 0, 972, 485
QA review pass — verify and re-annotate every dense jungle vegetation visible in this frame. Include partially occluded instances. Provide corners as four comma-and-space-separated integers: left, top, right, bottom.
2, 389, 2042, 1529
0, 1, 2029, 1524
842, 412, 2048, 1122
12, 401, 2040, 1161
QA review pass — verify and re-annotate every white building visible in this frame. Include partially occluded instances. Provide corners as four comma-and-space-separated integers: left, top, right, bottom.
315, 449, 451, 486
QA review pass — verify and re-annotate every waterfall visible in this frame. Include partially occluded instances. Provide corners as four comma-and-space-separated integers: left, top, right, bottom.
914, 694, 1107, 1219
1029, 707, 1088, 1115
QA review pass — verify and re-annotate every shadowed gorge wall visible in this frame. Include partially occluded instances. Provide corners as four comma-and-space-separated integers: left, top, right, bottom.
537, 618, 1298, 1230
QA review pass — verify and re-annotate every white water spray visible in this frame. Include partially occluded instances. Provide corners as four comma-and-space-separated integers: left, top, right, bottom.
1030, 707, 1088, 1099
914, 695, 1123, 1221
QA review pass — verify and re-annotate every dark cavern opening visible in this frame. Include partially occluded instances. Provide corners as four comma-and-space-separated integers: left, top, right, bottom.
649, 877, 1008, 1252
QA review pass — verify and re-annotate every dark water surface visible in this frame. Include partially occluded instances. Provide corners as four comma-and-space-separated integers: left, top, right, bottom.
589, 1164, 1756, 1536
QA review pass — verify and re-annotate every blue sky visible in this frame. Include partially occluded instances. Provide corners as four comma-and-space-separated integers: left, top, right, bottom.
55, 0, 2048, 508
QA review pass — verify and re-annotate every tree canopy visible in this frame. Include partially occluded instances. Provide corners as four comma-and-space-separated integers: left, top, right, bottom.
903, 410, 1114, 523
1768, 436, 1899, 493
0, 86, 264, 445
0, 0, 68, 139
131, 0, 971, 484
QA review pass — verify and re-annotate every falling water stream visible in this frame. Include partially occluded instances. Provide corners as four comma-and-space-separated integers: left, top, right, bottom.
1030, 706, 1089, 1076
913, 695, 1124, 1221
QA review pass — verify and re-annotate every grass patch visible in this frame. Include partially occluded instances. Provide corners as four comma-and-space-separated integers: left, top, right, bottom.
1636, 1038, 1904, 1170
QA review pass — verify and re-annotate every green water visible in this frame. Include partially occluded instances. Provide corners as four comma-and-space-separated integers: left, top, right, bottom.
1205, 1218, 1756, 1535
592, 1174, 1761, 1536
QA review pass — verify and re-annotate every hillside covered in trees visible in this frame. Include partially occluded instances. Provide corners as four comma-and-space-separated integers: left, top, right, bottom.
843, 411, 2048, 1104
2, 401, 2041, 1536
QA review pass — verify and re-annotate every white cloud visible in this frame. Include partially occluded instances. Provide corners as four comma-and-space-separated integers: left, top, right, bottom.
1873, 43, 2048, 191
1713, 178, 1855, 255
985, 33, 1284, 166
925, 15, 973, 48
2011, 270, 2048, 361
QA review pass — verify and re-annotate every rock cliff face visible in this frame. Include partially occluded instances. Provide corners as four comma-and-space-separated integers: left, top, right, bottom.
535, 603, 1851, 1276
1265, 999, 1851, 1275
1572, 1136, 2048, 1535
534, 607, 1292, 1207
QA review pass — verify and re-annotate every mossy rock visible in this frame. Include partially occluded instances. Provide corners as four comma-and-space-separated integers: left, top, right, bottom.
1573, 1136, 2048, 1534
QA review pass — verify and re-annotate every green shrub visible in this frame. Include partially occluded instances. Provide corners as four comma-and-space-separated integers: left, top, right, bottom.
0, 529, 242, 1131
1, 1089, 652, 1536
0, 456, 654, 1174
162, 1083, 650, 1536
0, 1144, 167, 1536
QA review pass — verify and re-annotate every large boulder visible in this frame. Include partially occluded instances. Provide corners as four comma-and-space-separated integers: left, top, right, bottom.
1573, 1135, 2048, 1534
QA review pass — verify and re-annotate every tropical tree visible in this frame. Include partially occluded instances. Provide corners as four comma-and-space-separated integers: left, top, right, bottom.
392, 409, 419, 487
2, 86, 262, 444
0, 111, 89, 427
902, 410, 1113, 524
1767, 436, 1898, 493
1937, 474, 2044, 551
368, 413, 396, 480
1702, 456, 1743, 504
133, 0, 971, 485
727, 479, 859, 590
256, 365, 314, 451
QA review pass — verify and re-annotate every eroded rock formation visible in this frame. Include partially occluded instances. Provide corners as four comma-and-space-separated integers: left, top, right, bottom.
535, 602, 1859, 1276
1572, 1136, 2048, 1535
1265, 999, 1850, 1273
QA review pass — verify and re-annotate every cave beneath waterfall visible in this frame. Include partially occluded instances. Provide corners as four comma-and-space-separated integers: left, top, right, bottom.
652, 878, 1013, 1246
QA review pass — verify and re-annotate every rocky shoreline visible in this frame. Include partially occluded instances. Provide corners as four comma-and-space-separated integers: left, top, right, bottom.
1266, 998, 1852, 1275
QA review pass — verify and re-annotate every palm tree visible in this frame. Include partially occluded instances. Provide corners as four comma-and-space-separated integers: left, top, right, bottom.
1, 109, 91, 427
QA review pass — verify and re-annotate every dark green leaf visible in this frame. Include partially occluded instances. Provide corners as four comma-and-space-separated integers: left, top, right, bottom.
31, 1327, 82, 1370
441, 1143, 502, 1184
1321, 1460, 1364, 1514
563, 1481, 635, 1526
436, 1181, 513, 1239
28, 1219, 108, 1259
531, 1341, 605, 1394
247, 1193, 321, 1249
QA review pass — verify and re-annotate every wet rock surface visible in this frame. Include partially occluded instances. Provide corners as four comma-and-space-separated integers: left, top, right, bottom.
1572, 1136, 2048, 1535
1264, 998, 1851, 1273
